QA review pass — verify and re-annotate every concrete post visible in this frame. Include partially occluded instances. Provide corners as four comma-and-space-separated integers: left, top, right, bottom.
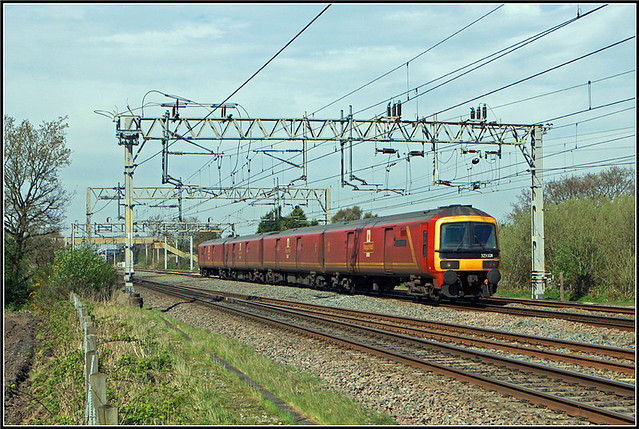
530, 125, 546, 299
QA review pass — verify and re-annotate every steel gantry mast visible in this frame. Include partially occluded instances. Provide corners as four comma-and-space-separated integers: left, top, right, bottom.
113, 109, 548, 298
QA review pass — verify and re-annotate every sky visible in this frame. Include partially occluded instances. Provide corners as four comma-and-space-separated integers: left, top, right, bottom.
3, 2, 636, 238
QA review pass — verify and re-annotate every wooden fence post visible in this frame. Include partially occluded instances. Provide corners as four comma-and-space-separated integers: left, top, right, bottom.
90, 373, 107, 409
98, 404, 119, 425
559, 272, 565, 301
71, 294, 119, 425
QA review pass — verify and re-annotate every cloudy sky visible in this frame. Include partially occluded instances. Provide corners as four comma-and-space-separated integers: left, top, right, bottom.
3, 2, 636, 237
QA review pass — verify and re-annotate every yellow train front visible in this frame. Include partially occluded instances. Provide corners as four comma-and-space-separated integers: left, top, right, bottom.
426, 205, 501, 300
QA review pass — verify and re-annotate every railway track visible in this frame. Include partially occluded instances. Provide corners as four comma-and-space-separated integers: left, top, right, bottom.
134, 278, 635, 425
135, 269, 635, 331
485, 296, 635, 316
441, 300, 635, 331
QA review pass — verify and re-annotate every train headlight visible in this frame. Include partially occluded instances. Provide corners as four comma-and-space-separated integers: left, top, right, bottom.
482, 260, 499, 269
440, 260, 460, 269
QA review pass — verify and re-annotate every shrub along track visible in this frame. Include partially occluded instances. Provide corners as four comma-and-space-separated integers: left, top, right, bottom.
136, 278, 635, 425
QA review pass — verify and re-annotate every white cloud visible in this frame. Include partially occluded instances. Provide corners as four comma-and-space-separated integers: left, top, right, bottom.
501, 4, 544, 18
92, 22, 225, 49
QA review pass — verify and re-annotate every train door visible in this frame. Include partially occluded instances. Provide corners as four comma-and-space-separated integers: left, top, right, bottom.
320, 232, 326, 272
232, 243, 236, 266
346, 232, 355, 272
275, 239, 281, 269
384, 228, 394, 273
422, 228, 428, 271
296, 237, 302, 271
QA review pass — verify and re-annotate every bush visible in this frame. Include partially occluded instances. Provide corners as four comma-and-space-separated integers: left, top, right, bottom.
34, 246, 119, 304
4, 234, 35, 309
499, 195, 635, 300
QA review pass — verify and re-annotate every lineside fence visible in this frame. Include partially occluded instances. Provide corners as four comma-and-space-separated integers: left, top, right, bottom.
70, 293, 118, 425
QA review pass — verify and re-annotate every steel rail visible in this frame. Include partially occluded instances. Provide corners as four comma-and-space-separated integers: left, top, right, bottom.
136, 279, 635, 425
135, 274, 635, 361
485, 296, 635, 315
444, 301, 635, 331
260, 301, 635, 375
136, 269, 635, 329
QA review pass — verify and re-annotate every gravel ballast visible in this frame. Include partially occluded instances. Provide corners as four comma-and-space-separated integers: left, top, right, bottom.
133, 271, 635, 425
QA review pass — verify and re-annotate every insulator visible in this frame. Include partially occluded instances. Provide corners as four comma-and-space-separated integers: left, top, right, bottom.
397, 100, 402, 118
477, 105, 482, 119
408, 150, 424, 157
387, 102, 392, 117
392, 103, 397, 117
470, 107, 475, 119
380, 148, 397, 154
482, 104, 487, 120
472, 158, 480, 165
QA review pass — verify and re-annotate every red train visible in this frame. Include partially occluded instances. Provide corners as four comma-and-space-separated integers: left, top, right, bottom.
198, 204, 501, 301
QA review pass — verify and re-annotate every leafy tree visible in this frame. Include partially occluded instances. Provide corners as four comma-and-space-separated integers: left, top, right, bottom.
499, 167, 635, 299
508, 166, 635, 218
4, 234, 34, 308
193, 230, 222, 247
282, 205, 310, 230
257, 206, 283, 233
257, 205, 318, 233
4, 115, 72, 308
331, 205, 377, 223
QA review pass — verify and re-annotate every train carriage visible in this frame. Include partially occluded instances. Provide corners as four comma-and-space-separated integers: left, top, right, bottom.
198, 204, 501, 301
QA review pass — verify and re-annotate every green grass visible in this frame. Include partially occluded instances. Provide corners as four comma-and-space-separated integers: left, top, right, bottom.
88, 297, 395, 425
496, 285, 635, 306
22, 301, 85, 425
158, 311, 396, 425
92, 302, 287, 425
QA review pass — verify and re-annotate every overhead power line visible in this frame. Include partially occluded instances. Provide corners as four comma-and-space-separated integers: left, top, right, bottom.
223, 4, 612, 189
311, 4, 504, 116
429, 35, 635, 118
135, 4, 332, 168
355, 4, 607, 117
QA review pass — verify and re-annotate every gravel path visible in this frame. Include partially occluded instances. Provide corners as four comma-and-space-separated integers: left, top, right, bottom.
134, 272, 635, 425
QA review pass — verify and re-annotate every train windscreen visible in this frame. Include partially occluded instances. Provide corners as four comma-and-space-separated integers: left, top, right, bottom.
440, 222, 497, 251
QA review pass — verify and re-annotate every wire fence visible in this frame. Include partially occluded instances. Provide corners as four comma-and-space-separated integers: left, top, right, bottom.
70, 293, 118, 425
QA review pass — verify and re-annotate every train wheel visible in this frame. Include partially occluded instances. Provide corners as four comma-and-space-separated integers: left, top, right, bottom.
341, 278, 354, 295
428, 290, 441, 305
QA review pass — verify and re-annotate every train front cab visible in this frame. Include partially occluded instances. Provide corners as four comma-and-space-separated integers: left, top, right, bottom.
432, 215, 501, 299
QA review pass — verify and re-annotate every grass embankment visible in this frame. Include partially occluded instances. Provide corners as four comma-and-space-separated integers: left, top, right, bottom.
23, 296, 396, 425
495, 285, 635, 306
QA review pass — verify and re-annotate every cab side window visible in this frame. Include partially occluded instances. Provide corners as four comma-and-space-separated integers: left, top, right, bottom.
422, 230, 428, 257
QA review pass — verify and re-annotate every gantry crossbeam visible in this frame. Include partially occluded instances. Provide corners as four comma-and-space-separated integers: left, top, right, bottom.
117, 115, 536, 145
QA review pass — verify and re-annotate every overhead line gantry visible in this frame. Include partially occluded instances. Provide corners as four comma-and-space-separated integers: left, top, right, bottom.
113, 106, 549, 299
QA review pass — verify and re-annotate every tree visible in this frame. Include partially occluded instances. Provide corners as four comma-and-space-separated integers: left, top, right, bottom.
281, 205, 310, 230
508, 166, 635, 219
331, 205, 376, 223
256, 205, 318, 233
499, 167, 636, 299
4, 115, 72, 307
257, 206, 283, 233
